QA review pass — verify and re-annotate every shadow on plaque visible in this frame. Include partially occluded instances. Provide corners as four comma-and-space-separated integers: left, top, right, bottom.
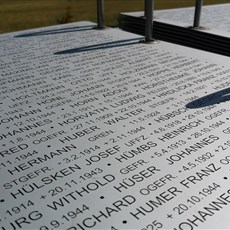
15, 25, 94, 37
186, 87, 230, 109
54, 38, 141, 54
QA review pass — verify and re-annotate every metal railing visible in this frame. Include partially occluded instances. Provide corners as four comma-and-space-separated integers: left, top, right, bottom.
96, 0, 204, 39
96, 0, 155, 42
97, 0, 105, 29
193, 0, 203, 28
144, 0, 154, 42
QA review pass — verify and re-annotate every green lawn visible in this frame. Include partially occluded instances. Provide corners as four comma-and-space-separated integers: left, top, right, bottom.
0, 0, 229, 33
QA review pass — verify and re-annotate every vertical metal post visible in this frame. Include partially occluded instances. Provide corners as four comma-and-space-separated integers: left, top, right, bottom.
145, 0, 153, 42
97, 0, 104, 29
193, 0, 203, 28
144, 0, 148, 17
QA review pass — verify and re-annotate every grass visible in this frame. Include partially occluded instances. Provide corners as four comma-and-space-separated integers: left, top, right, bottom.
0, 0, 229, 33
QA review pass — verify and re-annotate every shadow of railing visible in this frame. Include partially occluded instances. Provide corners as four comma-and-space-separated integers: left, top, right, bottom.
15, 25, 94, 37
54, 37, 142, 54
186, 87, 230, 109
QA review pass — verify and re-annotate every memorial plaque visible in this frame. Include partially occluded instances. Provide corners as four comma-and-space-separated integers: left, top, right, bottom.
154, 3, 230, 35
121, 3, 230, 36
119, 3, 230, 56
0, 19, 230, 229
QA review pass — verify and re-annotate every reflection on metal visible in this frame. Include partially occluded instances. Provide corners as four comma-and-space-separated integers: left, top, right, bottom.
97, 0, 105, 29
193, 0, 203, 28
